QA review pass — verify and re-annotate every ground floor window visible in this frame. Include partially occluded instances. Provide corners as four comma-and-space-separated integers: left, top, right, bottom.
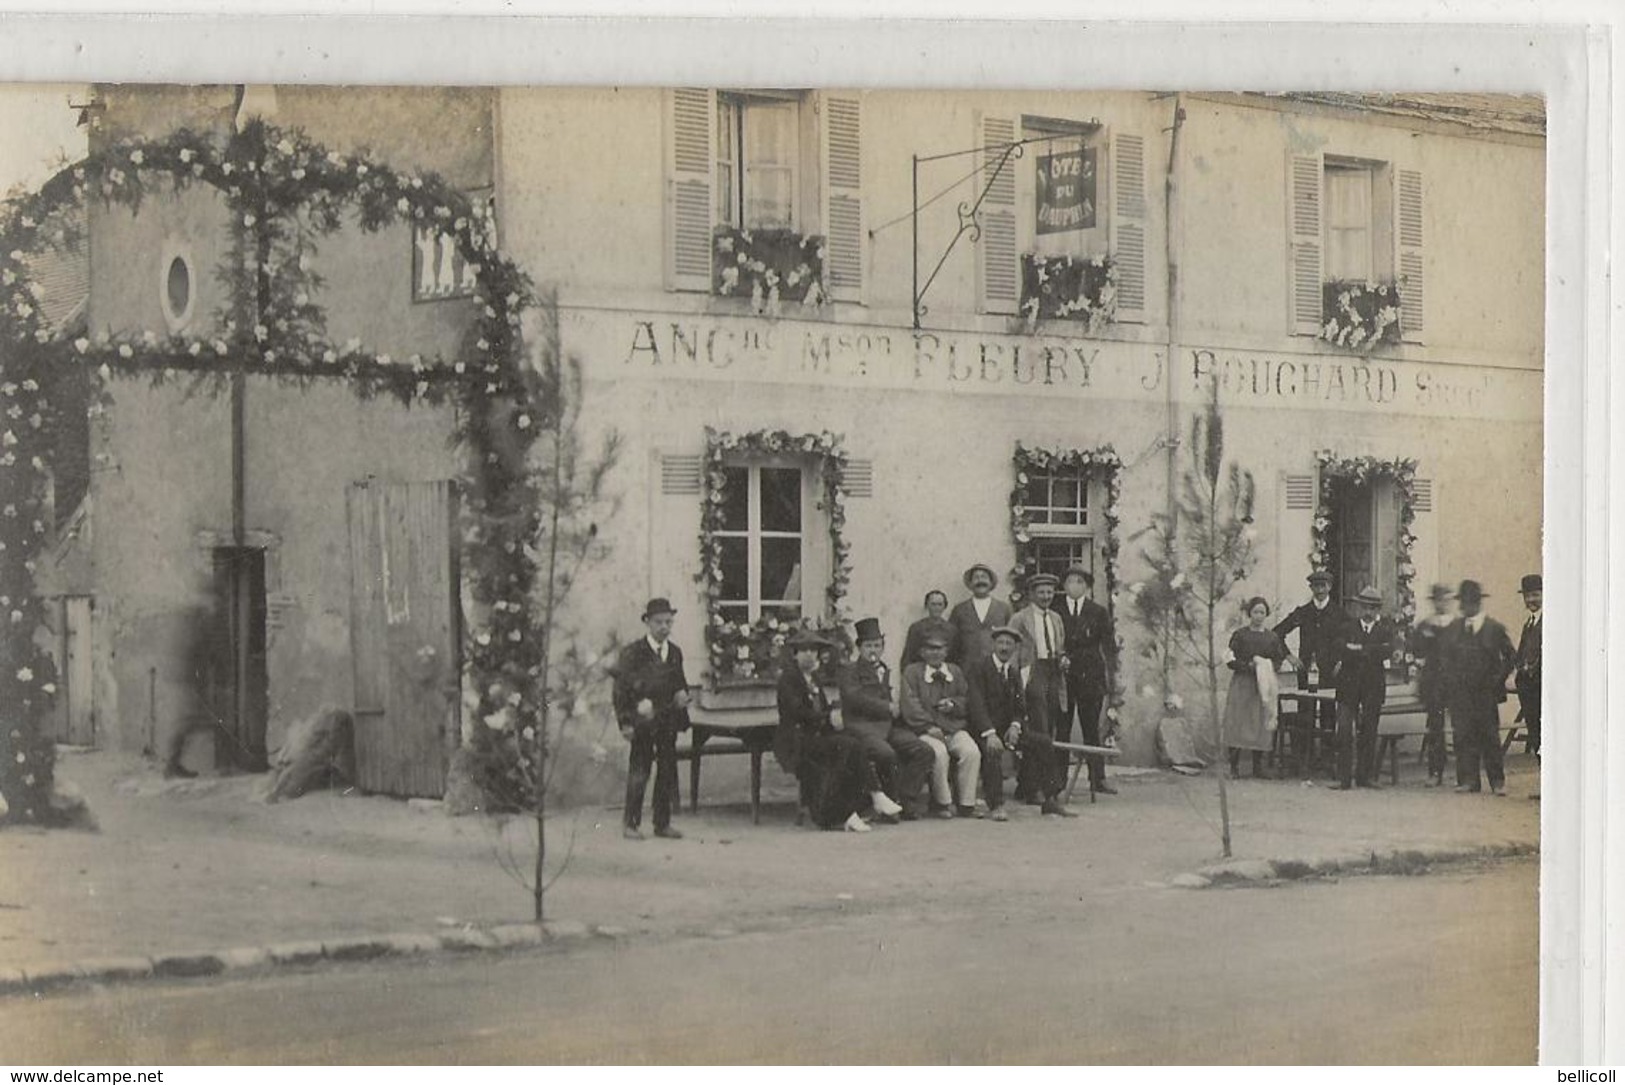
713, 461, 807, 626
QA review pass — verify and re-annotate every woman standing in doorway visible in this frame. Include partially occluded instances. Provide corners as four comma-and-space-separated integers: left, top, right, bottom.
1223, 597, 1296, 779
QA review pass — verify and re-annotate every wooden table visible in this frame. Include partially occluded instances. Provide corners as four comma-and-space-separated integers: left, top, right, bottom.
681, 720, 780, 825
1054, 741, 1123, 803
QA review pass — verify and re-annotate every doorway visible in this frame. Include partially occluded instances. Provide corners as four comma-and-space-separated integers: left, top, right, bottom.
210, 546, 269, 772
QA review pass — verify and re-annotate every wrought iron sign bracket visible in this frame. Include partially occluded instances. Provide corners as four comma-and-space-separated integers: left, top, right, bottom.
911, 141, 1023, 330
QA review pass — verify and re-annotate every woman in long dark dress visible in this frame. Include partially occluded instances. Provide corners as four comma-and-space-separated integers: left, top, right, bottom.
775, 631, 881, 832
1223, 597, 1296, 779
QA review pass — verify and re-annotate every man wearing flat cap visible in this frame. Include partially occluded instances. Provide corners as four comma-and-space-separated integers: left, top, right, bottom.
1411, 583, 1457, 786
1009, 572, 1069, 803
1058, 564, 1117, 796
901, 630, 979, 818
1275, 569, 1345, 772
1441, 579, 1517, 795
612, 597, 692, 839
949, 563, 1013, 667
1515, 573, 1543, 760
1328, 585, 1394, 790
963, 624, 1026, 820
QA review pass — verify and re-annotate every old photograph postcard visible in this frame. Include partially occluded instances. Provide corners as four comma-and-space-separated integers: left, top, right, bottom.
0, 13, 1595, 1067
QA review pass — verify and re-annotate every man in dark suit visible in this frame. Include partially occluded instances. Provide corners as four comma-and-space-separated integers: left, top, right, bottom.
612, 597, 692, 840
1515, 573, 1542, 759
1411, 583, 1456, 786
901, 632, 979, 818
963, 625, 1027, 821
1442, 579, 1518, 796
948, 563, 1013, 667
1328, 585, 1393, 790
1274, 569, 1344, 772
1057, 564, 1117, 796
837, 617, 935, 819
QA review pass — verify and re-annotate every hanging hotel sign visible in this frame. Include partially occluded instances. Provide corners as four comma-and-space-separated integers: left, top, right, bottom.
1035, 146, 1097, 235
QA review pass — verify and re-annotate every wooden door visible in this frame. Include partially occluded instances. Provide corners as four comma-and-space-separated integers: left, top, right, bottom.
50, 596, 96, 746
211, 547, 269, 772
1338, 481, 1375, 601
346, 480, 461, 799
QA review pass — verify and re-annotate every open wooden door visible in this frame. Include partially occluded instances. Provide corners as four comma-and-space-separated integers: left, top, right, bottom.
346, 480, 462, 798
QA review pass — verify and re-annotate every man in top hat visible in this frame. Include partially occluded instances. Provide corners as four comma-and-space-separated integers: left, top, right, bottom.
837, 617, 936, 819
963, 624, 1023, 821
1058, 564, 1118, 796
612, 597, 692, 839
1275, 569, 1345, 772
901, 629, 979, 818
1009, 572, 1069, 804
1328, 586, 1395, 790
776, 630, 894, 832
1411, 583, 1457, 786
902, 590, 959, 668
1441, 579, 1517, 795
1515, 573, 1543, 761
949, 563, 1013, 667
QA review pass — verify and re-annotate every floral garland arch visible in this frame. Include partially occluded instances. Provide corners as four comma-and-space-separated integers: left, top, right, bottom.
0, 118, 548, 824
697, 426, 853, 684
1310, 450, 1420, 667
1008, 442, 1128, 725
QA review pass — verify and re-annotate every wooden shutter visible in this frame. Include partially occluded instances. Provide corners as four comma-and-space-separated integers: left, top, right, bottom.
821, 91, 864, 303
1276, 471, 1318, 608
1395, 167, 1425, 341
976, 112, 1019, 315
1287, 152, 1325, 336
1109, 131, 1148, 324
665, 88, 716, 293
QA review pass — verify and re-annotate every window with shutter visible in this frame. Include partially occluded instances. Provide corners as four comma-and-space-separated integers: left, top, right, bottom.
1286, 152, 1325, 336
1396, 168, 1425, 341
1276, 471, 1318, 606
1109, 130, 1147, 323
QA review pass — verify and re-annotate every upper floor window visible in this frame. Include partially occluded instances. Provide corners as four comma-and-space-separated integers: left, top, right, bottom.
1288, 152, 1424, 342
665, 88, 864, 303
976, 112, 1147, 325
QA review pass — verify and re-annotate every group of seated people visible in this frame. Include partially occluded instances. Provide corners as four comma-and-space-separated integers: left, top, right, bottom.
775, 562, 1116, 833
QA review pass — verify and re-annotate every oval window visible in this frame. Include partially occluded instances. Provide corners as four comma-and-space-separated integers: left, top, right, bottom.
165, 255, 190, 319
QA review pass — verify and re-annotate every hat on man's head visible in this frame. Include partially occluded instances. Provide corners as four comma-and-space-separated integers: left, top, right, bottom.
920, 631, 950, 649
853, 617, 884, 643
1307, 570, 1333, 587
989, 624, 1024, 643
962, 563, 1000, 590
1457, 579, 1487, 603
1063, 565, 1095, 586
1520, 574, 1543, 595
787, 630, 833, 652
1349, 586, 1383, 608
1429, 583, 1455, 602
1026, 572, 1060, 591
642, 597, 677, 620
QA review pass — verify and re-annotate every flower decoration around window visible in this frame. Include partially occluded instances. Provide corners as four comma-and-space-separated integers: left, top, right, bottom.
1008, 442, 1127, 721
697, 427, 853, 686
1310, 451, 1421, 672
1018, 253, 1118, 332
713, 227, 828, 316
1320, 280, 1402, 351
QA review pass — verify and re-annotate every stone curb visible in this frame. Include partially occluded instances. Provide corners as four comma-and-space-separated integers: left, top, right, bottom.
1176, 840, 1538, 889
0, 918, 621, 999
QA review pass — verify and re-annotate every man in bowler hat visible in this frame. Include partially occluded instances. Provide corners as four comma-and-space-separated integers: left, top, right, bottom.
1442, 579, 1517, 796
1058, 564, 1117, 796
1328, 585, 1394, 790
949, 563, 1013, 667
612, 597, 692, 839
1515, 573, 1543, 759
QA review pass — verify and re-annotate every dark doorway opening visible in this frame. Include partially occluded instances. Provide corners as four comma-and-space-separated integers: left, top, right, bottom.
211, 546, 269, 772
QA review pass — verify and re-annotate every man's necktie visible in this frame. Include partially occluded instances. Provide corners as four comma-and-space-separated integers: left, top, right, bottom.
1042, 613, 1054, 658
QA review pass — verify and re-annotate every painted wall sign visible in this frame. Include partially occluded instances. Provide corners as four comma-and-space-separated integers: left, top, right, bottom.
1035, 146, 1097, 235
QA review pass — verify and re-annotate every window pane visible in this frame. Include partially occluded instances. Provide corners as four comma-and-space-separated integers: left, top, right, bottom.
718, 536, 749, 603
759, 467, 802, 532
760, 536, 803, 604
720, 466, 749, 531
743, 101, 797, 229
1034, 539, 1088, 580
1324, 167, 1373, 281
1051, 477, 1079, 524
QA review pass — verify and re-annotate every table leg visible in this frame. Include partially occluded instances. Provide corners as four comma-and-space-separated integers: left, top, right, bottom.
689, 732, 706, 814
750, 749, 763, 826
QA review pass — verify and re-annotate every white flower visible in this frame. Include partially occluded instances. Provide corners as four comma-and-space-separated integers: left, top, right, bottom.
41, 682, 54, 694
277, 139, 295, 156
396, 197, 410, 214
179, 148, 193, 163
98, 364, 112, 381
1170, 573, 1186, 590
243, 213, 256, 227
515, 414, 531, 430
0, 431, 12, 447
130, 149, 144, 165
323, 350, 338, 364
17, 667, 32, 682
73, 337, 89, 354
